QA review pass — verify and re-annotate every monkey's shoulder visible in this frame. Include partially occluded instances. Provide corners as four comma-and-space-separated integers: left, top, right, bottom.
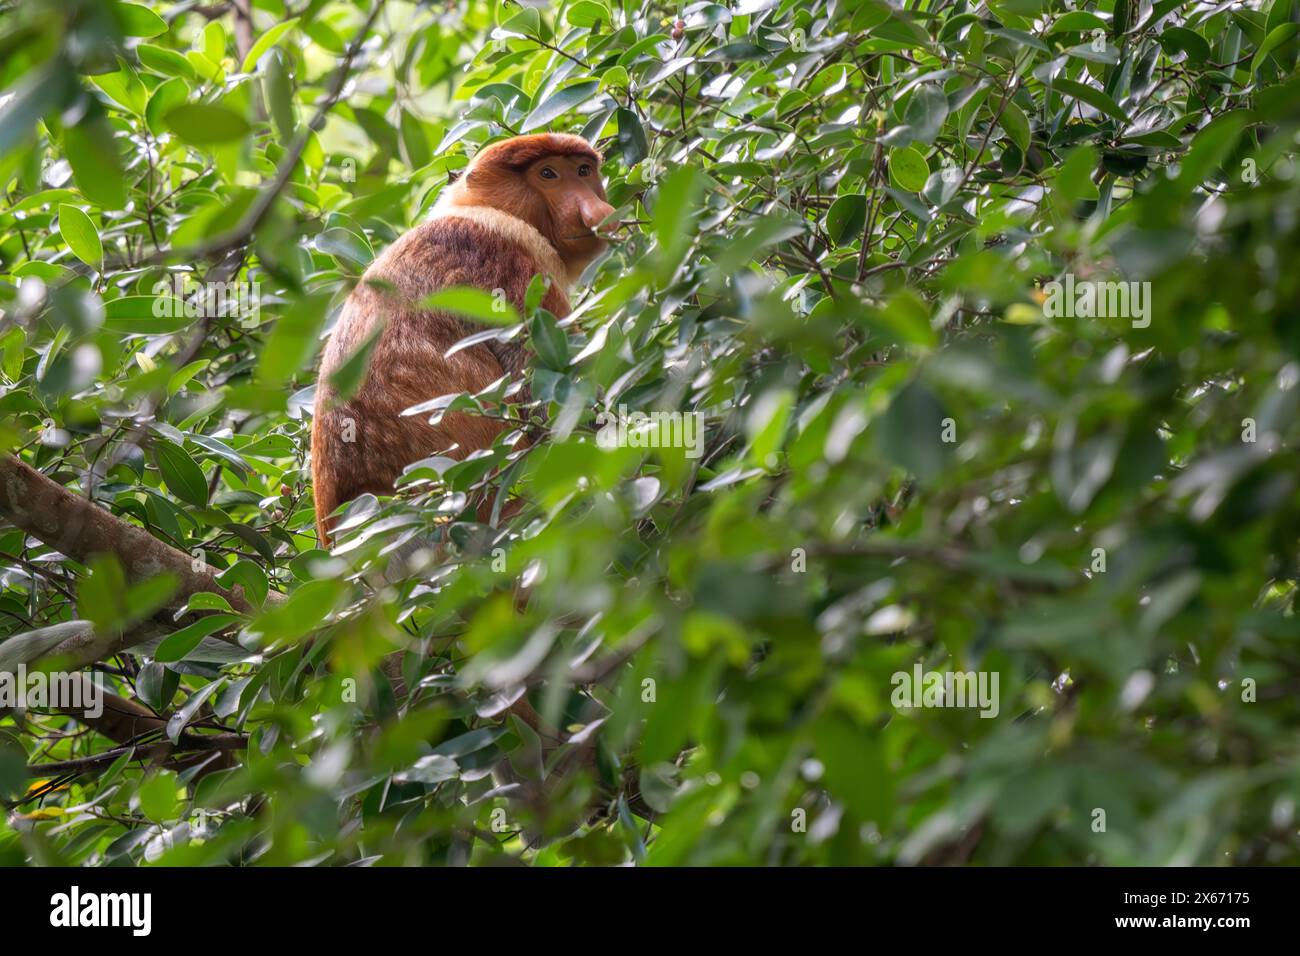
323, 217, 544, 375
376, 216, 547, 289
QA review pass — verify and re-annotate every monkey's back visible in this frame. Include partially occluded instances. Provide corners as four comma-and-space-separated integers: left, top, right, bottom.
311, 215, 570, 545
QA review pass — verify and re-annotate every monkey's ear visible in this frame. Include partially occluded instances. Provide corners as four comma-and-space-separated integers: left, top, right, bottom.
447, 168, 462, 185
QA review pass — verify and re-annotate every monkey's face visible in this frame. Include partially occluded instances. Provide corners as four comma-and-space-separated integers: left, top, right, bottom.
526, 154, 616, 262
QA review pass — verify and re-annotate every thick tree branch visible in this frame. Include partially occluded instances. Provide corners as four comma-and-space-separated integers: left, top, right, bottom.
56, 680, 168, 744
0, 454, 282, 615
6, 675, 169, 753
0, 619, 167, 673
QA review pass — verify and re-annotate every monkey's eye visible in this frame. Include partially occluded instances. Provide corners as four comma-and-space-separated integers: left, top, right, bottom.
578, 164, 592, 177
540, 166, 559, 180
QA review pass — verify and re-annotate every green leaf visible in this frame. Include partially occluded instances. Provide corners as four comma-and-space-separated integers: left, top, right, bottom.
327, 326, 382, 401
1051, 77, 1129, 124
985, 25, 1051, 53
136, 771, 181, 822
498, 7, 542, 38
64, 119, 126, 210
165, 680, 225, 742
0, 62, 79, 157
1048, 12, 1108, 33
826, 193, 867, 245
154, 615, 238, 664
400, 111, 430, 169
262, 48, 296, 141
1056, 145, 1099, 201
529, 309, 569, 371
304, 19, 345, 53
116, 2, 167, 37
57, 204, 102, 268
422, 286, 520, 326
1179, 110, 1252, 188
1066, 41, 1120, 65
641, 656, 720, 763
521, 80, 601, 132
152, 438, 210, 508
258, 293, 331, 386
137, 43, 198, 79
567, 1, 610, 28
242, 17, 300, 72
91, 66, 147, 115
1253, 23, 1300, 74
146, 77, 189, 136
314, 227, 373, 267
1159, 27, 1211, 64
651, 165, 705, 271
216, 559, 269, 609
904, 85, 948, 145
814, 716, 892, 823
186, 50, 224, 84
889, 147, 930, 192
999, 100, 1030, 153
879, 379, 951, 483
878, 289, 937, 348
164, 103, 251, 144
746, 388, 794, 467
1112, 0, 1133, 36
79, 555, 127, 633
616, 107, 648, 167
700, 41, 769, 61
203, 21, 226, 63
184, 593, 236, 615
524, 273, 548, 312
126, 572, 179, 623
244, 579, 346, 646
104, 294, 190, 334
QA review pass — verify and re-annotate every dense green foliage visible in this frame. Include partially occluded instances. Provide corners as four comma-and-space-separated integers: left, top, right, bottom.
1, 0, 1299, 866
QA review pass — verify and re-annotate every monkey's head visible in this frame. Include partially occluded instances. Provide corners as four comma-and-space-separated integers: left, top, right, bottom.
459, 133, 616, 275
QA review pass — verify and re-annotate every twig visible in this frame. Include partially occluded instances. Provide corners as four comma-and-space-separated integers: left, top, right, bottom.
22, 733, 247, 777
110, 0, 388, 271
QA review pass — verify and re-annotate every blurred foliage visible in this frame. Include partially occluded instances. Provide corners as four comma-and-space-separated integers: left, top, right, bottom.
1, 0, 1300, 866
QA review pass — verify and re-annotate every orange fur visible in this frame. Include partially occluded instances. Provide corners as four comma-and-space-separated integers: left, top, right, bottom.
311, 134, 614, 545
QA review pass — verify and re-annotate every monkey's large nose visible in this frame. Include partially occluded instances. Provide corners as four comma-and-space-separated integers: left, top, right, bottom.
583, 198, 617, 235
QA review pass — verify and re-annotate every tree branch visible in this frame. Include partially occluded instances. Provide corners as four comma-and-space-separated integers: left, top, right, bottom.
112, 0, 387, 271
25, 733, 246, 777
0, 619, 166, 673
0, 454, 282, 615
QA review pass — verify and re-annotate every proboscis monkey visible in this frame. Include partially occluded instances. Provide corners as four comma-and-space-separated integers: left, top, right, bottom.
311, 133, 615, 545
